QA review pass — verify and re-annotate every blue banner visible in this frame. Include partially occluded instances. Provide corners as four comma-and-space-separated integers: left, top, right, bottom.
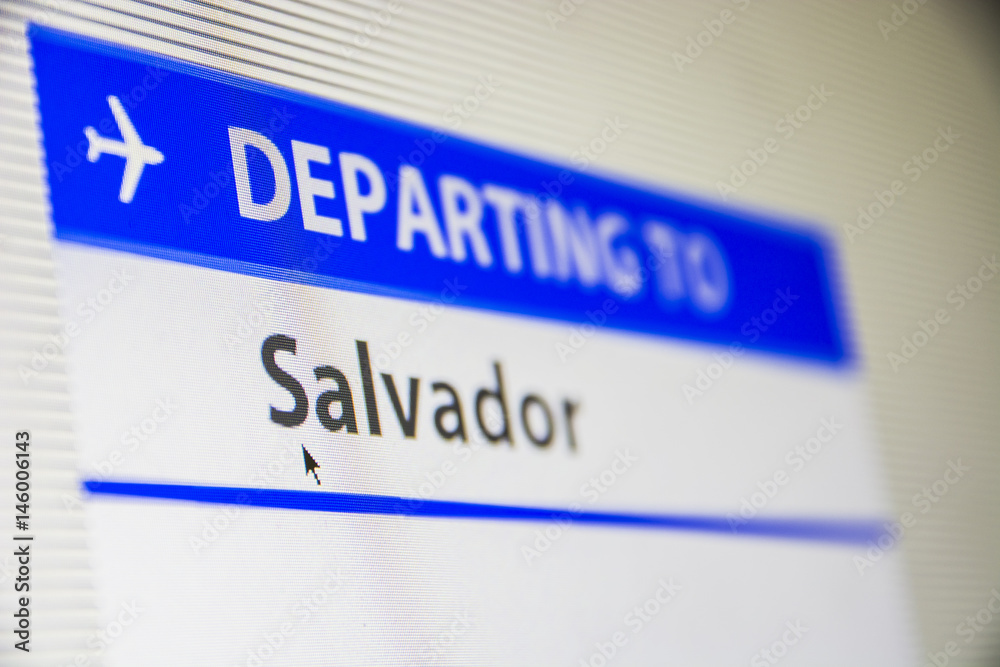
29, 26, 848, 363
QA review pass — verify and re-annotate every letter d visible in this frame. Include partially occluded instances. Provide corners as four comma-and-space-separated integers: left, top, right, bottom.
228, 127, 292, 221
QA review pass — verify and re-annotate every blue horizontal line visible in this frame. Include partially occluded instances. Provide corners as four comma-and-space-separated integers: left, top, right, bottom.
82, 480, 884, 546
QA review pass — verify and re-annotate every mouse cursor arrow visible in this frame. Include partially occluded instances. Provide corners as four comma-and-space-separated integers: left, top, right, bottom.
302, 445, 321, 485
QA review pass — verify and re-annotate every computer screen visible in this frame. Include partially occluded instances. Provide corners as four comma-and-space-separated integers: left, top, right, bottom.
2, 2, 999, 665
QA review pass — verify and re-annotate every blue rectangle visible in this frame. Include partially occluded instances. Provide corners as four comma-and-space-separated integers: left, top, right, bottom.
83, 479, 885, 545
28, 26, 849, 364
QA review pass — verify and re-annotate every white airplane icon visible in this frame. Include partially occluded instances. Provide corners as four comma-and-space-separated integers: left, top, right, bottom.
83, 95, 164, 204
